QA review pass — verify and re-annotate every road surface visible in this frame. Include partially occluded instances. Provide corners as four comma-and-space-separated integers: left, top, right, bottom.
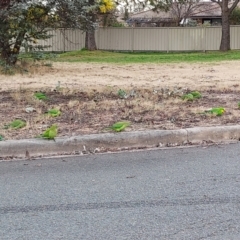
1, 143, 240, 239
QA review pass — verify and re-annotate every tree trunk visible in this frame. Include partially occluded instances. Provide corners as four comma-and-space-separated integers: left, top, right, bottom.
220, 1, 231, 51
0, 45, 16, 65
85, 0, 97, 51
85, 30, 97, 50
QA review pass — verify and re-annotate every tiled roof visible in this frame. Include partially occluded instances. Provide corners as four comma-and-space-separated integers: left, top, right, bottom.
129, 2, 223, 20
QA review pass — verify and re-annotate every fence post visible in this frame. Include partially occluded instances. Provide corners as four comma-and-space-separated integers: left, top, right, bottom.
63, 28, 66, 52
52, 29, 54, 52
167, 28, 169, 53
131, 27, 134, 52
97, 28, 100, 50
203, 27, 206, 52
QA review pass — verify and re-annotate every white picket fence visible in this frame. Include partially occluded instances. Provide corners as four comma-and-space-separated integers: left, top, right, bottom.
37, 26, 240, 52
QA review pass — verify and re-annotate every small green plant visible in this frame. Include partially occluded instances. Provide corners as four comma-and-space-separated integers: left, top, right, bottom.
46, 109, 61, 117
0, 135, 4, 141
238, 102, 240, 108
4, 119, 26, 129
108, 121, 130, 132
34, 92, 48, 100
182, 91, 202, 101
205, 107, 225, 116
118, 89, 127, 99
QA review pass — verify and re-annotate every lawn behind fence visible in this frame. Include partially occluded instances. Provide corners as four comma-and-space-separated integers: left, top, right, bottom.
56, 50, 240, 64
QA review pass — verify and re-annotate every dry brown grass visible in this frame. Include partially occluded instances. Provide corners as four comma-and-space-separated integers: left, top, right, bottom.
1, 62, 240, 140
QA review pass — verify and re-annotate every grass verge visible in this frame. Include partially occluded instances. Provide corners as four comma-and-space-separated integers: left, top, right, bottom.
56, 50, 240, 64
1, 86, 240, 140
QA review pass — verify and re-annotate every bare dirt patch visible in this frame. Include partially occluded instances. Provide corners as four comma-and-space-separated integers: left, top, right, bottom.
1, 61, 240, 140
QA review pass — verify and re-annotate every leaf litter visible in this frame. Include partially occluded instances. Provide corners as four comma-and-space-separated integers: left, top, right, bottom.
1, 62, 240, 140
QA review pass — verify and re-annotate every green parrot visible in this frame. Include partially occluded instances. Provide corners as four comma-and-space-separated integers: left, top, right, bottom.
205, 107, 225, 116
109, 121, 130, 132
34, 92, 48, 100
4, 119, 26, 129
46, 109, 61, 117
40, 124, 58, 140
190, 91, 202, 99
182, 91, 202, 101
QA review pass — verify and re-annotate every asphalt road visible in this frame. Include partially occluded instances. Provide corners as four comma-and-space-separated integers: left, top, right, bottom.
1, 143, 240, 239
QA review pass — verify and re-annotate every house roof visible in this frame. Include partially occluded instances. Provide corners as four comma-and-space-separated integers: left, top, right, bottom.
189, 2, 221, 18
128, 2, 223, 22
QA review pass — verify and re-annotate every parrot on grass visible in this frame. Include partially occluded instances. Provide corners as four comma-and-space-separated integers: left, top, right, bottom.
204, 107, 225, 116
38, 124, 58, 140
34, 92, 48, 100
46, 109, 61, 117
181, 91, 202, 101
4, 119, 26, 129
107, 121, 130, 132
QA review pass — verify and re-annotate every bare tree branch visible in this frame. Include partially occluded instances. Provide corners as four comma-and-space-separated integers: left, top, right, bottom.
229, 0, 240, 13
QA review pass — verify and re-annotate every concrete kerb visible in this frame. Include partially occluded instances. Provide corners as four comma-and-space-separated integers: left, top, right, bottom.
1, 125, 240, 159
186, 125, 240, 143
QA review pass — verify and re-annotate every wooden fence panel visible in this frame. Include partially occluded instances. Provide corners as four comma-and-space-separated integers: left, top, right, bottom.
132, 28, 169, 51
97, 28, 132, 51
231, 26, 240, 50
168, 27, 204, 51
36, 26, 240, 52
205, 27, 221, 51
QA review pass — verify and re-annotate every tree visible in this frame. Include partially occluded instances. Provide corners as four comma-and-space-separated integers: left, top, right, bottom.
85, 0, 115, 50
0, 0, 93, 66
211, 0, 240, 51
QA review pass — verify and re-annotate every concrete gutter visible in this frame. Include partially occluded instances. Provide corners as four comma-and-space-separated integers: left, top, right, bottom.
1, 125, 240, 159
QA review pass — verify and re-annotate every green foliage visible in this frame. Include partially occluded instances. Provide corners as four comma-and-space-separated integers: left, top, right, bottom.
205, 107, 225, 116
0, 135, 4, 141
39, 124, 58, 140
238, 102, 240, 108
34, 92, 47, 100
182, 91, 202, 101
5, 119, 26, 129
47, 109, 61, 117
109, 121, 130, 132
0, 0, 94, 68
0, 2, 54, 66
230, 7, 240, 25
110, 22, 125, 27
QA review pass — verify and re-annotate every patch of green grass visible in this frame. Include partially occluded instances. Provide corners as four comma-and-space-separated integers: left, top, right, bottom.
56, 50, 240, 64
